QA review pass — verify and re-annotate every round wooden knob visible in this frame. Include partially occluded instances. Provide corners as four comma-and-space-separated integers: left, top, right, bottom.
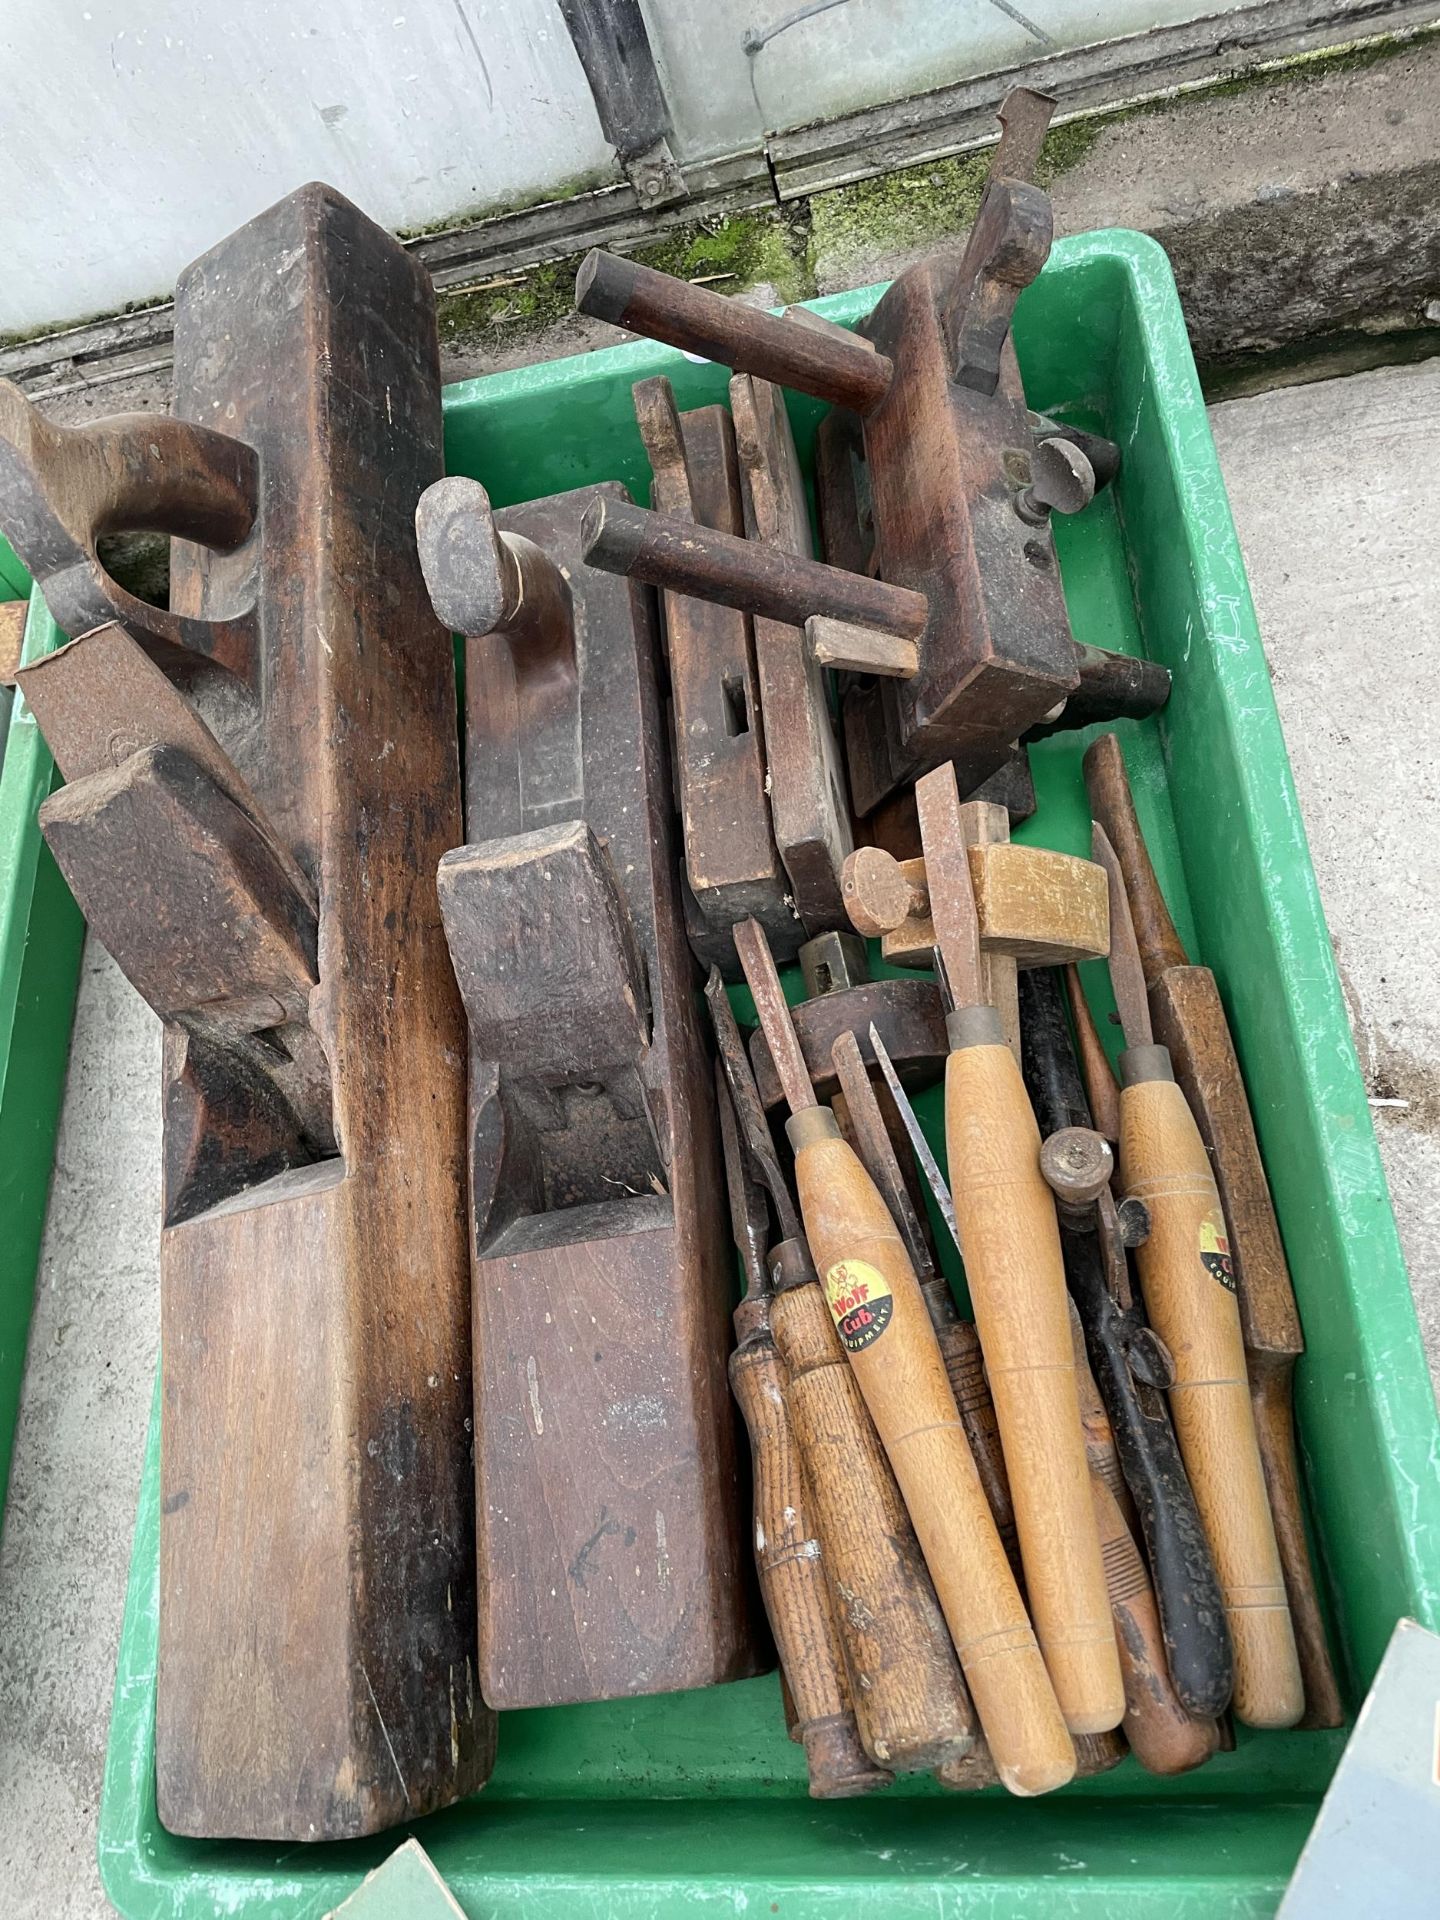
841, 845, 922, 937
1039, 1127, 1114, 1209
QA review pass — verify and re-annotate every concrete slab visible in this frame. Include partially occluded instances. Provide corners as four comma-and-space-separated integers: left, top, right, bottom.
0, 945, 160, 1917
1209, 359, 1440, 1401
0, 359, 1435, 1916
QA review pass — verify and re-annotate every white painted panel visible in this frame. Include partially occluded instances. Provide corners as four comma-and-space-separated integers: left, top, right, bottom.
645, 0, 1249, 164
0, 0, 617, 334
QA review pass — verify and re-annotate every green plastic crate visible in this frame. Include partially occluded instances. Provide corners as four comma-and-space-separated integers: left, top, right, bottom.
95, 230, 1439, 1916
0, 589, 85, 1519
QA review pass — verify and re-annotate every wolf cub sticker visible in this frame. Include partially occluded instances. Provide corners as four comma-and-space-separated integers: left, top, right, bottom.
824, 1259, 895, 1353
1199, 1216, 1236, 1292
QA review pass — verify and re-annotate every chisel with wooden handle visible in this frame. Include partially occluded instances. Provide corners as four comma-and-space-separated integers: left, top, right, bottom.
830, 1030, 1018, 1572
1084, 728, 1340, 1726
915, 763, 1123, 1737
1093, 821, 1303, 1729
716, 1063, 892, 1798
734, 917, 1074, 1794
1020, 964, 1233, 1721
706, 973, 973, 1774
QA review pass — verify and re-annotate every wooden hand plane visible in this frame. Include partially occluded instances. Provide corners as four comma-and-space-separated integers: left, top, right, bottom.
419, 475, 764, 1708
2, 185, 490, 1840
575, 89, 1170, 817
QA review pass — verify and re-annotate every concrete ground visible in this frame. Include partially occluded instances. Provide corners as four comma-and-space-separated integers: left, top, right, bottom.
0, 352, 1436, 1914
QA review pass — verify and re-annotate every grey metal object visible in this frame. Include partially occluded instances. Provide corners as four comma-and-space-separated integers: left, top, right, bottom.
1277, 1618, 1440, 1917
868, 1021, 961, 1257
553, 0, 690, 207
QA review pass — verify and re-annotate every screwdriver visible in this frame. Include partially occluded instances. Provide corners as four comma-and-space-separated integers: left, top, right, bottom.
915, 761, 1123, 1736
1092, 822, 1303, 1730
734, 917, 1075, 1795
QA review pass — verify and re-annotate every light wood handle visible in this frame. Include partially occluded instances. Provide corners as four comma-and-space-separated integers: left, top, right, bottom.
728, 1334, 893, 1797
944, 1041, 1124, 1735
794, 1127, 1075, 1795
769, 1280, 974, 1773
1120, 1073, 1304, 1728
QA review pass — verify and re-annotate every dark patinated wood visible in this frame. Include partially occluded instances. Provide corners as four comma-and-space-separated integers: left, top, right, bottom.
577, 95, 1174, 821
0, 377, 258, 681
581, 492, 928, 636
1083, 730, 1342, 1726
433, 482, 761, 1709
576, 250, 893, 414
633, 377, 800, 969
159, 185, 487, 1840
730, 373, 854, 930
3, 186, 493, 1838
749, 976, 946, 1111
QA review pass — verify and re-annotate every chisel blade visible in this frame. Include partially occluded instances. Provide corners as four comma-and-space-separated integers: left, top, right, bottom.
869, 1021, 962, 1260
830, 1031, 936, 1282
1091, 823, 1153, 1049
715, 1059, 770, 1303
914, 763, 984, 1010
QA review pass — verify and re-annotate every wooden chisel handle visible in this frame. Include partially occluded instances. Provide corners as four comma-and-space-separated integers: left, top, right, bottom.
943, 1012, 1124, 1736
729, 1330, 893, 1797
1119, 1055, 1303, 1728
789, 1108, 1076, 1795
769, 1267, 975, 1774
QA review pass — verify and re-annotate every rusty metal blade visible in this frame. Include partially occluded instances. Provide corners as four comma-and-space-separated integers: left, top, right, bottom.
1091, 822, 1153, 1048
869, 1022, 961, 1259
914, 762, 983, 1009
705, 967, 805, 1247
994, 87, 1058, 180
732, 917, 818, 1115
715, 1058, 770, 1303
830, 1031, 935, 1281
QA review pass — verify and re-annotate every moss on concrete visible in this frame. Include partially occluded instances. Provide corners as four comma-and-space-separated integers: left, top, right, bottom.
436, 262, 576, 352
807, 114, 1105, 283
436, 208, 814, 358
633, 209, 814, 303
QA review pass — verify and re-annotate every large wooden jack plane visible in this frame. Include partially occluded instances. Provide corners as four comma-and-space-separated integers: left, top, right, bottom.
575, 89, 1169, 819
419, 475, 764, 1708
1, 185, 491, 1839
